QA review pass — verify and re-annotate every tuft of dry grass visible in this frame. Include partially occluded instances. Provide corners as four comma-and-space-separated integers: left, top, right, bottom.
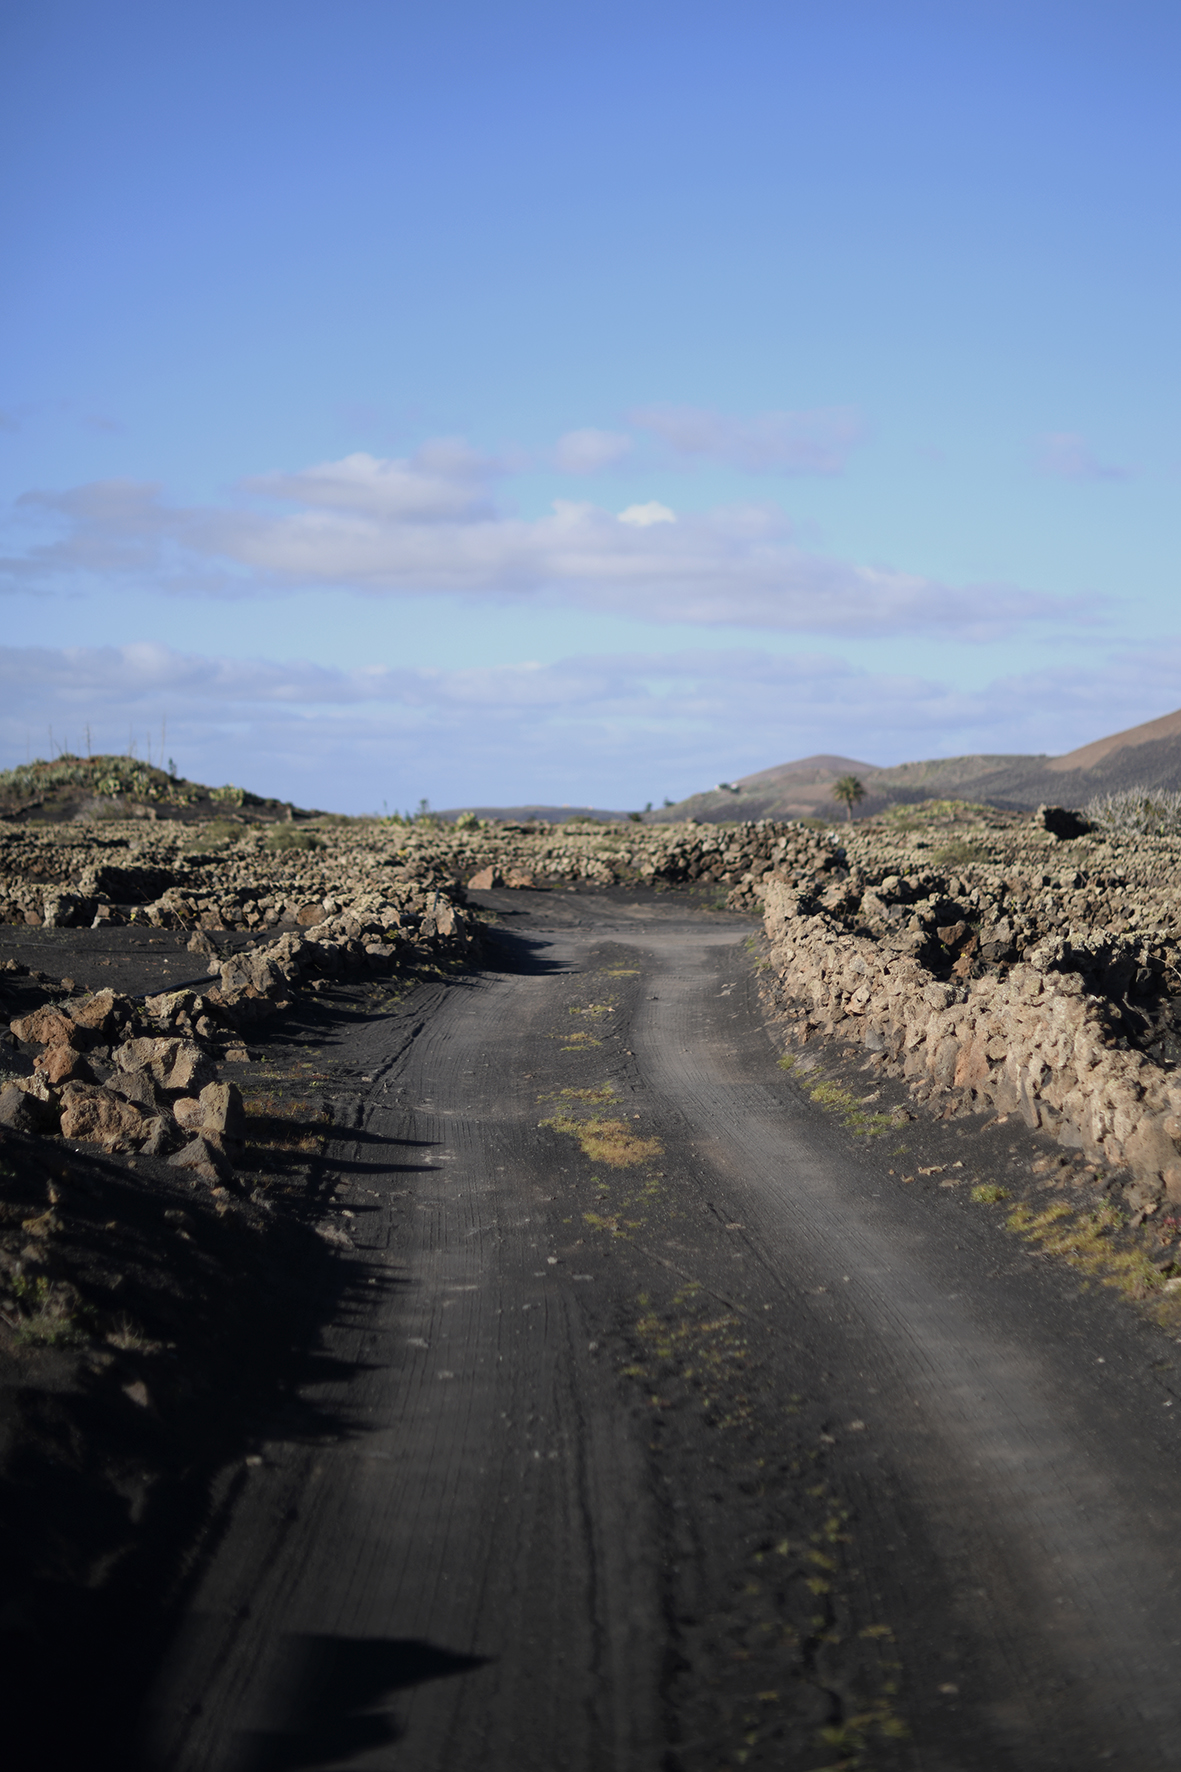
805, 1077, 900, 1138
542, 1085, 616, 1103
244, 1093, 327, 1152
1005, 1199, 1169, 1300
542, 1111, 662, 1167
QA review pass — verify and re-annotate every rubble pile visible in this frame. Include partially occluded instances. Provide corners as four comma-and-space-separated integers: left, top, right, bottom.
0, 891, 468, 1183
0, 821, 478, 1189
754, 804, 1181, 1214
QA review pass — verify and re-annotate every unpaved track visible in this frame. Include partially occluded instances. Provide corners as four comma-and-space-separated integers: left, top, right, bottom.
145, 891, 1181, 1771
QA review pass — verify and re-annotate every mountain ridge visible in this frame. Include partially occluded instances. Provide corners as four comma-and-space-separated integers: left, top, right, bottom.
651, 704, 1181, 825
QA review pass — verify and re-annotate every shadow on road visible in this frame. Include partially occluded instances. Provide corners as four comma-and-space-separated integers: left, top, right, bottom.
229, 1634, 490, 1770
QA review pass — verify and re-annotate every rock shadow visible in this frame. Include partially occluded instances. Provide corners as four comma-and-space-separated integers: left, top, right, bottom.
228, 1634, 490, 1770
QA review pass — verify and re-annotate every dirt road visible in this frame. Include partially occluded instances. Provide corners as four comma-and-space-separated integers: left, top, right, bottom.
144, 888, 1181, 1771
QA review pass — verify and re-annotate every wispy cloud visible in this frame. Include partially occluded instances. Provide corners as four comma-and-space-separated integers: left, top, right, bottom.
617, 501, 675, 527
1037, 431, 1131, 482
553, 428, 634, 473
244, 440, 505, 520
630, 404, 864, 475
2, 639, 1172, 812
3, 442, 1095, 641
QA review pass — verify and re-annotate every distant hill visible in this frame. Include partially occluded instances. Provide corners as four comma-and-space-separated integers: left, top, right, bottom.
651, 705, 1181, 825
0, 754, 308, 823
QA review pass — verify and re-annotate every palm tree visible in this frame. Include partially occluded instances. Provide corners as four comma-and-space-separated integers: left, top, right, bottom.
832, 775, 866, 821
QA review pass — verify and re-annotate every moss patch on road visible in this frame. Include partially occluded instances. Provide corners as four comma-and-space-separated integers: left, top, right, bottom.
541, 1109, 663, 1168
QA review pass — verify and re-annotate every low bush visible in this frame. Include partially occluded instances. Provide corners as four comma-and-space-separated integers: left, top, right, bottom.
185, 819, 247, 852
264, 827, 325, 851
1085, 788, 1181, 837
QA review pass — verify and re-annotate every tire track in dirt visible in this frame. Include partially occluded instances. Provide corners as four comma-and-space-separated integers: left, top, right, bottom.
143, 891, 1181, 1771
631, 931, 1181, 1769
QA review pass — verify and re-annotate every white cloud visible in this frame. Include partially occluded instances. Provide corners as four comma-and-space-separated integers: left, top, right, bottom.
630, 404, 864, 475
244, 438, 503, 521
2, 444, 1096, 641
554, 428, 634, 473
1037, 432, 1131, 483
617, 501, 676, 527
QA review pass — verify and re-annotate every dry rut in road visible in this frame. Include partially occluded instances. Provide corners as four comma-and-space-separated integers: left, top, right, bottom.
146, 887, 1181, 1772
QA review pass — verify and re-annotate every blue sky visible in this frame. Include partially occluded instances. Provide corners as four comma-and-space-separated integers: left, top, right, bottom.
2, 0, 1178, 811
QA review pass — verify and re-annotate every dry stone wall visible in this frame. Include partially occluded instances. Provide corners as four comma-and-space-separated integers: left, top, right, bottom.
0, 815, 804, 931
21, 801, 1181, 1212
755, 810, 1181, 1215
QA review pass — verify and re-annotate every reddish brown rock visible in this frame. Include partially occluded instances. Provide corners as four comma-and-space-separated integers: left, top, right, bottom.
10, 1005, 76, 1047
37, 1044, 91, 1086
67, 988, 117, 1033
59, 1083, 146, 1149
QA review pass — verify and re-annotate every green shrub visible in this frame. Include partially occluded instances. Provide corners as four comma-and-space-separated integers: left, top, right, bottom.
931, 839, 981, 867
264, 826, 324, 851
0, 755, 170, 801
185, 818, 246, 851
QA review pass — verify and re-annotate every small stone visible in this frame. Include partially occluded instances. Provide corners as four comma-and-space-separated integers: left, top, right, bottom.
139, 1113, 182, 1157
108, 1069, 159, 1111
167, 1135, 234, 1184
0, 1081, 59, 1134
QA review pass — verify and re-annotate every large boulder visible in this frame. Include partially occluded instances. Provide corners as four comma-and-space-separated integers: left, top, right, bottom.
37, 1044, 93, 1086
59, 1082, 147, 1149
1035, 805, 1093, 840
112, 1035, 215, 1094
67, 988, 118, 1034
10, 1006, 77, 1047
